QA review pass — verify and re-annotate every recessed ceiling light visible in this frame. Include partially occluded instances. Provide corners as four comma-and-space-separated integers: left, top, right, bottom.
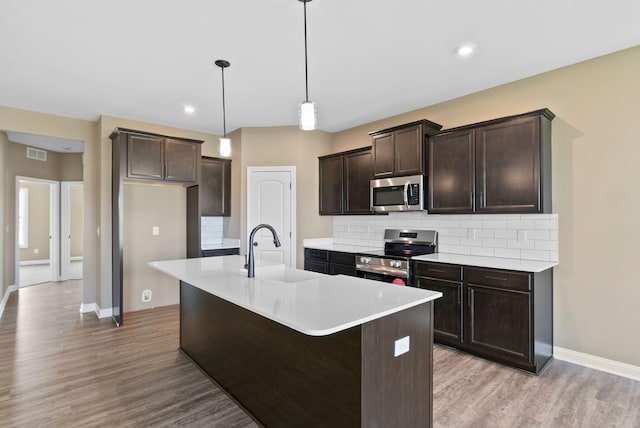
184, 105, 195, 114
456, 45, 474, 57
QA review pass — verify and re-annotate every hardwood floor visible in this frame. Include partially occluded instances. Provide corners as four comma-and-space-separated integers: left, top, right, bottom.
1, 281, 638, 427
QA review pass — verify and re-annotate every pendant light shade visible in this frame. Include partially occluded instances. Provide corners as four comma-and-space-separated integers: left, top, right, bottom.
298, 0, 316, 131
215, 59, 231, 157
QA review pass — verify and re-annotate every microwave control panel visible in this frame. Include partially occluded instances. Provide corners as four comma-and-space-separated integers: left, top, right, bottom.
407, 183, 420, 205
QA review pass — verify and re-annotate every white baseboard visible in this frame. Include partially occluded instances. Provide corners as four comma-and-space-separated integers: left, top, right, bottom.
554, 346, 640, 381
79, 302, 113, 319
0, 285, 18, 319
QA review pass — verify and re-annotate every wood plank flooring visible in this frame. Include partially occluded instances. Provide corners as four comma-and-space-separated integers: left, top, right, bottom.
1, 281, 639, 427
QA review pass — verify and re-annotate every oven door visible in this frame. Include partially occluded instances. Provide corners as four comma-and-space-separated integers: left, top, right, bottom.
356, 270, 407, 285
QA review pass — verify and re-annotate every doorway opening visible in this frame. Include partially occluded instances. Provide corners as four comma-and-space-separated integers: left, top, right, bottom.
16, 177, 58, 287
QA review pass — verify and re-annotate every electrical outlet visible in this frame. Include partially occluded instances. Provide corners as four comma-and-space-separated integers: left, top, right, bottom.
468, 228, 476, 240
141, 289, 152, 302
394, 336, 410, 357
152, 226, 159, 236
518, 230, 528, 242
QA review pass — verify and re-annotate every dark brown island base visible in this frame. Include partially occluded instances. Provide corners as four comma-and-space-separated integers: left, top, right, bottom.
150, 257, 441, 427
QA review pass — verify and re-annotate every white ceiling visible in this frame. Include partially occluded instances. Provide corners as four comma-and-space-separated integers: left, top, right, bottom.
1, 0, 639, 136
6, 131, 84, 153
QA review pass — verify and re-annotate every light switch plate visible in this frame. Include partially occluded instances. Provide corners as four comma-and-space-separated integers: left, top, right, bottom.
152, 226, 159, 236
394, 336, 410, 357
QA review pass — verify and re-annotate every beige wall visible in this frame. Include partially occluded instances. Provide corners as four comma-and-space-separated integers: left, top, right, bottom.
60, 153, 84, 181
239, 127, 334, 268
70, 184, 83, 258
19, 181, 50, 261
332, 46, 640, 366
122, 183, 186, 312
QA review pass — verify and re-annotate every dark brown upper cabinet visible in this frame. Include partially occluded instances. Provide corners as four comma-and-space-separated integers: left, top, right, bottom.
200, 156, 231, 217
428, 109, 554, 214
319, 147, 373, 215
370, 120, 442, 179
123, 131, 201, 184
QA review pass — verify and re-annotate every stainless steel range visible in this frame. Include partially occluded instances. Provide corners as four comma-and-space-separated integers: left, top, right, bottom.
356, 229, 437, 284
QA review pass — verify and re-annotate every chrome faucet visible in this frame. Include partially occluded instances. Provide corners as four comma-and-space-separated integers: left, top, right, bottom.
247, 224, 281, 278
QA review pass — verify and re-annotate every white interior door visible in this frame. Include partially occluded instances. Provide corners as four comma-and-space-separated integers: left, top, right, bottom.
247, 167, 296, 268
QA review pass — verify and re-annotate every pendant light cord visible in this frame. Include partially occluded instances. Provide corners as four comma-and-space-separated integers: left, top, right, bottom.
303, 0, 309, 102
221, 66, 227, 137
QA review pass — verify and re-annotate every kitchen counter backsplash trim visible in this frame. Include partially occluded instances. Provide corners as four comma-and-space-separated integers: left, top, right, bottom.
332, 212, 558, 263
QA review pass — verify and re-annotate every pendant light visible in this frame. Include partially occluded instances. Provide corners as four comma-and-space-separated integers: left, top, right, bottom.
215, 59, 232, 157
298, 0, 316, 131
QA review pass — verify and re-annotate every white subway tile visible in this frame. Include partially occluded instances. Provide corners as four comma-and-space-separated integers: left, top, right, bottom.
449, 228, 468, 237
494, 248, 521, 259
507, 239, 535, 250
494, 214, 523, 220
521, 250, 550, 261
495, 229, 517, 240
549, 230, 558, 241
526, 230, 550, 240
482, 219, 508, 229
461, 219, 483, 228
439, 236, 460, 245
549, 251, 559, 262
449, 246, 471, 255
507, 219, 535, 229
475, 229, 494, 239
521, 214, 550, 220
481, 238, 507, 248
459, 238, 483, 247
534, 219, 557, 230
471, 247, 495, 257
535, 240, 558, 251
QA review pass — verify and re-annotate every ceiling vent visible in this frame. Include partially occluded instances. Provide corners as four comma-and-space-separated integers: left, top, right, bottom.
26, 147, 47, 161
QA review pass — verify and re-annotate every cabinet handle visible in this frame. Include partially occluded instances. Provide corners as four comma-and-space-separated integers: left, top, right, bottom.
485, 275, 508, 281
428, 268, 445, 273
457, 287, 461, 305
467, 288, 471, 307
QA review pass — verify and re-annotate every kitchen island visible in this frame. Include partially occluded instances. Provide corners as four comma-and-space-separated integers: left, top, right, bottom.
150, 256, 441, 427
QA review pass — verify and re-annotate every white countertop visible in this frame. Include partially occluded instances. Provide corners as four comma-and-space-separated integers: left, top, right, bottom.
303, 239, 382, 254
412, 253, 557, 273
149, 256, 441, 337
202, 238, 241, 251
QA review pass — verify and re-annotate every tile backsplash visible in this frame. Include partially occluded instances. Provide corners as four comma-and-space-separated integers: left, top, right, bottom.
333, 212, 558, 262
201, 216, 224, 246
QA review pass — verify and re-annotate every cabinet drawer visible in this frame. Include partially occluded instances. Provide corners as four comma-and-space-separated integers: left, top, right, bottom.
202, 248, 239, 257
464, 267, 531, 292
330, 263, 357, 277
329, 251, 355, 266
304, 259, 328, 274
304, 248, 328, 261
414, 262, 462, 281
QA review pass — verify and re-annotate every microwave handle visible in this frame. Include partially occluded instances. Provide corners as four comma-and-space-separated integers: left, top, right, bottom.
403, 181, 410, 208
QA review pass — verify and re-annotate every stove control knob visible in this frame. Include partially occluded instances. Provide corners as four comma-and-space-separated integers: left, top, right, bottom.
393, 261, 402, 268
360, 257, 371, 264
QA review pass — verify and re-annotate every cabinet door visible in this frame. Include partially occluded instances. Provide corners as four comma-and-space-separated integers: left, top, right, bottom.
201, 157, 231, 216
415, 277, 462, 345
371, 132, 394, 178
164, 138, 199, 183
319, 155, 344, 215
428, 129, 475, 213
127, 134, 164, 180
476, 116, 541, 213
464, 283, 532, 365
394, 124, 424, 176
344, 149, 372, 214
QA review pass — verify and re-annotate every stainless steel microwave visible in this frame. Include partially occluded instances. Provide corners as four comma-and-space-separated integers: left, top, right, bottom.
370, 175, 425, 212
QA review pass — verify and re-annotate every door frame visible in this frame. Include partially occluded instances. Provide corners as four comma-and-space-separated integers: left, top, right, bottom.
246, 166, 297, 268
15, 176, 60, 287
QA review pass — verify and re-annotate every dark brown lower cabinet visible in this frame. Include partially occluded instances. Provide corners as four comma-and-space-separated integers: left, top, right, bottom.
305, 248, 358, 277
413, 261, 553, 374
304, 248, 328, 274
